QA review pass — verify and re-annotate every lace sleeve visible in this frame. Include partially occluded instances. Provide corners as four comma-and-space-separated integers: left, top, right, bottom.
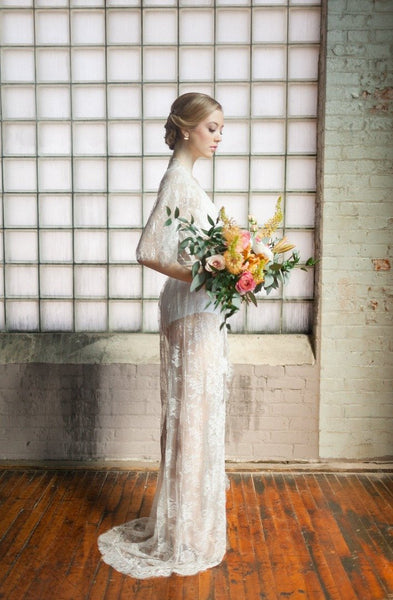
136, 168, 183, 267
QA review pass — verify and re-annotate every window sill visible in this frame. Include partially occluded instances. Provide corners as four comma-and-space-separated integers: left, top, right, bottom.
0, 333, 315, 366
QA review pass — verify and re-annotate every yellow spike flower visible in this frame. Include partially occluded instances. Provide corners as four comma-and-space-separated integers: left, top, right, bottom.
272, 237, 295, 254
257, 196, 283, 239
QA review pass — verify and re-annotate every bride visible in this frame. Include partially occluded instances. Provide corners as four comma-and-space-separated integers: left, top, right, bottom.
98, 92, 228, 579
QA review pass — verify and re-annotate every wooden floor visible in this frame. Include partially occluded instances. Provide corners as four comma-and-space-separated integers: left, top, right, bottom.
0, 469, 392, 600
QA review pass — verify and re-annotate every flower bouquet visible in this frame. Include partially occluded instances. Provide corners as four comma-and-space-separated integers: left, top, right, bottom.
165, 197, 316, 329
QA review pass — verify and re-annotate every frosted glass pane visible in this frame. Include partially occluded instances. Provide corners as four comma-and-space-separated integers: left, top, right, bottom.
39, 195, 72, 227
108, 0, 140, 4
6, 301, 39, 331
253, 9, 286, 43
73, 122, 107, 155
289, 9, 320, 43
5, 231, 38, 262
40, 265, 73, 296
2, 86, 36, 119
75, 266, 107, 297
109, 230, 140, 262
3, 123, 36, 156
72, 49, 105, 82
6, 266, 38, 297
216, 48, 250, 80
37, 49, 70, 82
285, 230, 314, 259
38, 122, 71, 155
71, 0, 105, 5
1, 11, 34, 44
107, 10, 141, 44
254, 0, 286, 4
288, 84, 318, 116
284, 267, 314, 298
179, 83, 214, 96
75, 302, 107, 331
143, 10, 177, 44
74, 159, 107, 192
252, 84, 286, 117
143, 85, 177, 118
179, 10, 214, 44
38, 86, 71, 119
143, 122, 168, 155
143, 269, 167, 297
4, 159, 37, 192
1, 49, 35, 82
143, 301, 159, 332
108, 158, 141, 192
72, 86, 106, 119
36, 11, 69, 44
40, 231, 73, 262
107, 48, 141, 82
4, 195, 37, 227
215, 158, 249, 192
286, 157, 316, 190
290, 0, 320, 4
246, 301, 281, 333
282, 302, 312, 333
2, 0, 33, 4
109, 265, 142, 297
109, 195, 142, 227
287, 120, 317, 153
108, 122, 142, 155
219, 122, 249, 154
143, 159, 168, 192
109, 301, 141, 331
179, 48, 214, 81
249, 194, 282, 225
215, 85, 249, 117
285, 194, 315, 227
108, 85, 142, 118
215, 195, 242, 227
251, 121, 285, 154
74, 195, 107, 227
216, 10, 250, 43
41, 302, 73, 331
71, 11, 105, 44
74, 231, 107, 262
252, 47, 286, 79
288, 46, 319, 80
250, 157, 284, 191
38, 159, 72, 192
143, 48, 177, 81
36, 0, 68, 5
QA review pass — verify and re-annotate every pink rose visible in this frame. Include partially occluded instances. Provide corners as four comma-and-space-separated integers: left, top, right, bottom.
205, 254, 226, 272
240, 230, 251, 249
235, 271, 257, 295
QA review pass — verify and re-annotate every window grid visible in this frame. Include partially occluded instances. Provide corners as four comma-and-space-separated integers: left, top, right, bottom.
0, 1, 320, 333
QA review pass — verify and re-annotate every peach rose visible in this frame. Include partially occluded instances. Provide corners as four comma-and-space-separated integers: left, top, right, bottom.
251, 237, 274, 262
205, 254, 226, 272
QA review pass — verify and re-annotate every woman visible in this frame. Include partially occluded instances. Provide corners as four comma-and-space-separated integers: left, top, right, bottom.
98, 93, 228, 579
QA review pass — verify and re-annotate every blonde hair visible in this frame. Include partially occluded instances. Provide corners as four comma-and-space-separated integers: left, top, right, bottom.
164, 93, 223, 150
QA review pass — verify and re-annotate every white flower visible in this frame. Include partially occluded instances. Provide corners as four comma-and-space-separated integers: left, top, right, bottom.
205, 254, 226, 272
252, 237, 274, 262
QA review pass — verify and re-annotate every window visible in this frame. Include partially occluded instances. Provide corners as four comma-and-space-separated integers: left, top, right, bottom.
0, 0, 320, 333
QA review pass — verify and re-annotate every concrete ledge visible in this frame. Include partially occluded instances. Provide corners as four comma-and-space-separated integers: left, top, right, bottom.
0, 459, 391, 473
0, 333, 315, 366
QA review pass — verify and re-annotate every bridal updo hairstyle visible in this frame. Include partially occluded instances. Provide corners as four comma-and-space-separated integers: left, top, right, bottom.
164, 93, 223, 150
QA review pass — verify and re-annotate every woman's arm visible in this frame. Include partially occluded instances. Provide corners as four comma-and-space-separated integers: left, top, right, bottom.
138, 258, 193, 283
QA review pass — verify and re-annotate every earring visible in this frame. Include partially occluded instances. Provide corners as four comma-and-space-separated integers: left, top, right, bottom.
184, 134, 189, 141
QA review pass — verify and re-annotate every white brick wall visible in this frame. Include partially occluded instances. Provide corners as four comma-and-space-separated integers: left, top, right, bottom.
319, 0, 393, 458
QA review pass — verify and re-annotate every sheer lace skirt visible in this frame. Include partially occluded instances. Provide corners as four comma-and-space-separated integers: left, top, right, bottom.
98, 287, 228, 579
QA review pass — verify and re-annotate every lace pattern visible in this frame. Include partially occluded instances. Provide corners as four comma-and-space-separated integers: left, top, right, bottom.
98, 160, 229, 579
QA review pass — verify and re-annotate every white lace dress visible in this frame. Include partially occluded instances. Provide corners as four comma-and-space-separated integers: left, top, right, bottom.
98, 158, 229, 579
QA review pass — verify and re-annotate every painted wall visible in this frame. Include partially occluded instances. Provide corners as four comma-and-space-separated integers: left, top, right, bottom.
319, 0, 393, 458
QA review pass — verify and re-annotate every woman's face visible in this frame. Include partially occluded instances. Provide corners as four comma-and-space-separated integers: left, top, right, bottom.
186, 109, 224, 160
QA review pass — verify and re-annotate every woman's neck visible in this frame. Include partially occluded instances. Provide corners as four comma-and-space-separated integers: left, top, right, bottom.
172, 144, 196, 173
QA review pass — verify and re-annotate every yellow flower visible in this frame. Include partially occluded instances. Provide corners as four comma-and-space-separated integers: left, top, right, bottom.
258, 196, 283, 239
224, 250, 244, 275
272, 237, 295, 254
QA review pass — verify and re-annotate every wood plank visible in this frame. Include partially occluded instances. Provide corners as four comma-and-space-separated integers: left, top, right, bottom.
320, 474, 389, 600
225, 474, 247, 600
